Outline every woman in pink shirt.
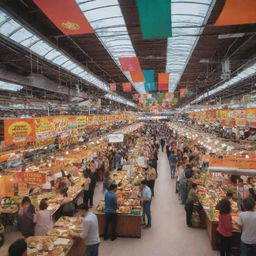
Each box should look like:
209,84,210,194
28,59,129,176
34,199,53,236
216,198,233,256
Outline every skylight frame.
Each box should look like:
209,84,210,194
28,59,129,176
0,8,136,107
0,80,23,91
76,0,146,94
166,0,215,92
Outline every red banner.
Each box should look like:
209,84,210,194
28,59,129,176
119,57,142,72
130,71,145,82
110,83,116,91
33,0,94,35
15,172,47,184
215,0,256,26
122,82,132,92
158,83,168,91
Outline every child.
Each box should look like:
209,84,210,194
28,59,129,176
216,198,232,256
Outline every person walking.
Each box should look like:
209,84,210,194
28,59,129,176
160,138,165,152
146,165,157,196
169,150,178,179
237,197,256,256
104,184,118,241
140,180,152,228
216,198,233,256
71,204,100,256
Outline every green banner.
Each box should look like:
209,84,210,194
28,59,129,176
136,0,172,39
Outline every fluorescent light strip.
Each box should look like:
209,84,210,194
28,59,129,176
105,93,136,107
0,80,23,91
191,62,256,104
0,9,135,107
166,0,214,92
76,0,146,94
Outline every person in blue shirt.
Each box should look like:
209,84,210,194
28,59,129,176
104,184,118,241
169,150,178,179
140,180,152,228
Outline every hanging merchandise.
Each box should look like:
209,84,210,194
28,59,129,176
33,0,94,35
122,82,132,92
110,83,116,91
143,70,156,91
135,0,172,39
215,0,256,26
130,71,145,82
179,88,188,98
119,57,142,72
158,73,169,91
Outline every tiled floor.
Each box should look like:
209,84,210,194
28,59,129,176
0,150,218,256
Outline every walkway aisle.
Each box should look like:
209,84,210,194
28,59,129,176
99,151,218,256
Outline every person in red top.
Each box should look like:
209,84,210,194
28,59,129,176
216,198,233,256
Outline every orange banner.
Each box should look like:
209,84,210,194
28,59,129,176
215,0,256,26
0,175,15,197
209,158,256,169
4,119,36,146
15,172,47,184
130,71,145,82
33,0,94,35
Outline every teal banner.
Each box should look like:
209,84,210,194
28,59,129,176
143,70,156,91
136,0,172,39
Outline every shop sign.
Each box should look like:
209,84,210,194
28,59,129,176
209,158,256,169
35,118,55,140
18,183,29,196
15,172,47,184
108,134,124,143
4,119,36,146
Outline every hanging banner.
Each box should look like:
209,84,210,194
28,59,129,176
180,88,188,98
158,73,169,90
130,71,145,82
76,116,88,130
143,70,156,91
110,83,116,91
35,117,55,141
4,119,36,146
33,0,94,35
15,172,47,185
122,82,132,92
119,57,142,72
0,175,15,197
215,0,256,26
136,0,171,39
247,108,256,127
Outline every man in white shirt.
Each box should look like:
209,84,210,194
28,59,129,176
140,180,152,228
71,204,100,256
237,197,256,256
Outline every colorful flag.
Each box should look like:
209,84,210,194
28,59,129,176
143,70,156,91
110,83,116,91
136,0,172,39
122,83,132,92
130,71,145,82
33,0,94,35
158,73,169,91
215,0,256,26
119,57,142,72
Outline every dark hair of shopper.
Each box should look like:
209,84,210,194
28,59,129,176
21,196,31,206
77,203,89,211
191,183,197,189
109,184,117,191
243,197,255,211
39,199,48,210
238,178,243,184
226,191,233,198
141,180,148,185
8,239,27,256
217,198,231,215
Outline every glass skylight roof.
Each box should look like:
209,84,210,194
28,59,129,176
166,0,214,92
0,8,135,107
192,62,256,104
105,93,136,107
0,81,23,91
76,0,146,94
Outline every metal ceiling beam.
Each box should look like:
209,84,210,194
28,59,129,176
0,68,88,99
